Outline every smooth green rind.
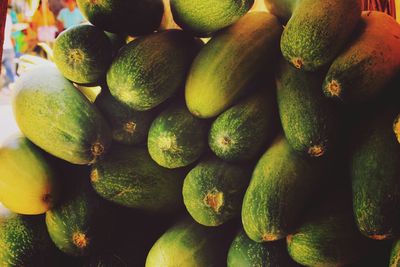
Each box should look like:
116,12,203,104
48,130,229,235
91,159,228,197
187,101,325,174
227,230,297,267
182,157,250,226
91,147,185,212
170,0,254,36
280,0,361,71
96,88,156,145
323,11,400,103
390,239,400,267
148,104,207,169
242,136,323,242
277,60,338,158
351,107,400,240
209,89,278,162
185,12,282,118
107,30,201,111
76,0,164,36
145,217,230,267
12,65,112,165
0,136,58,215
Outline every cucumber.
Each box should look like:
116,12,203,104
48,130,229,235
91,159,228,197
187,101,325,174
182,157,251,226
104,31,126,56
277,60,338,157
390,238,400,267
54,24,113,85
0,135,59,215
12,65,112,165
209,88,278,162
170,0,254,36
323,11,400,103
107,30,202,111
148,103,208,169
91,146,186,213
263,0,296,21
242,136,324,242
185,11,282,118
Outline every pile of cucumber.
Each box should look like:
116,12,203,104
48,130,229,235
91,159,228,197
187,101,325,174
1,0,400,266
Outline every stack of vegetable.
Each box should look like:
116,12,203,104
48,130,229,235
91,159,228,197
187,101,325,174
0,0,400,266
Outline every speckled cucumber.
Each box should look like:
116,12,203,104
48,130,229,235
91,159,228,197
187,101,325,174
280,0,361,71
107,30,202,111
91,146,186,212
390,238,400,267
242,136,324,242
170,0,254,36
227,230,298,267
12,65,111,165
323,11,400,103
209,88,278,162
277,60,338,157
54,24,113,85
185,12,282,118
351,106,400,240
182,157,251,227
148,104,208,169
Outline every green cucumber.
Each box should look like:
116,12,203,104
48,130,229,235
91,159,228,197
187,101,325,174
148,104,208,169
185,11,282,118
12,65,111,165
182,157,251,226
390,238,400,267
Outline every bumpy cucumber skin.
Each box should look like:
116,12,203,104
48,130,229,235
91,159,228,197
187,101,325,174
281,0,361,71
242,136,323,242
12,65,112,165
91,147,185,213
148,104,207,169
277,60,338,157
323,11,400,103
182,157,250,226
170,0,254,36
185,12,282,118
107,30,201,111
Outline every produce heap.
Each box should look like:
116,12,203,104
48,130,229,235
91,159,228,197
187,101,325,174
0,0,400,266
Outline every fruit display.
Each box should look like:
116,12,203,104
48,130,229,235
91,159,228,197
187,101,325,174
0,0,399,266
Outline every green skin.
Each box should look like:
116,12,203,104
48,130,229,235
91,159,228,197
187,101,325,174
54,24,113,85
227,230,297,267
107,30,201,111
148,104,207,169
209,89,277,162
185,12,282,118
241,136,323,242
351,107,400,240
12,65,112,165
182,157,250,227
91,147,186,213
96,89,156,145
170,0,254,37
145,217,230,267
280,0,361,71
76,0,164,36
263,0,297,21
277,60,337,158
323,11,400,103
390,238,400,267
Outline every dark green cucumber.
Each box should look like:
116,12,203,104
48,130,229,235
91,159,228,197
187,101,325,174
95,88,156,145
242,136,324,242
209,88,278,162
351,106,400,240
182,157,251,226
12,65,112,165
148,104,208,169
104,31,126,56
54,24,113,84
390,238,400,267
277,60,338,158
170,0,254,36
228,230,297,267
185,12,282,118
91,146,186,212
323,11,400,103
280,0,361,71
76,0,164,36
107,30,202,111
